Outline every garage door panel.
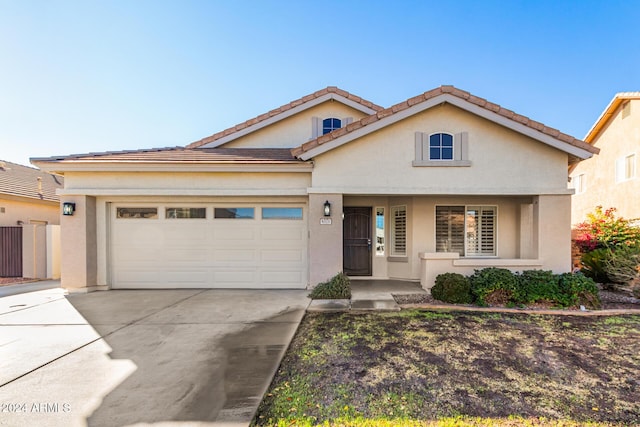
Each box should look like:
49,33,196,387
214,228,256,240
261,227,304,240
214,249,257,262
261,250,303,262
111,204,307,289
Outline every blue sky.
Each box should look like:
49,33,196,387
1,0,638,166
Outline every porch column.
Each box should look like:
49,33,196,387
308,194,343,286
60,195,98,292
534,194,572,273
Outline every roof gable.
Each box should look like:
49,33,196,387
188,86,383,149
584,92,640,144
292,86,599,164
0,160,63,202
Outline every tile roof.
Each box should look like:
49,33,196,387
187,86,384,149
33,147,302,164
584,91,640,143
0,160,63,202
291,85,599,158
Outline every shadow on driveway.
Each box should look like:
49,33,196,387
0,289,309,427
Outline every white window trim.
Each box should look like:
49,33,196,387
435,205,498,258
390,205,407,257
573,173,586,194
615,153,636,183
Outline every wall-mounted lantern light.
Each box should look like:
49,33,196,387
62,202,76,216
323,200,331,217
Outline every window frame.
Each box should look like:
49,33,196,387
428,132,454,161
165,207,207,219
435,205,498,257
213,207,255,219
573,173,586,194
390,205,407,257
116,207,158,219
616,153,636,183
375,207,385,256
261,207,304,220
322,117,342,135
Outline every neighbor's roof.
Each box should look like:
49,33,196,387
292,85,600,163
0,160,63,202
584,92,640,144
187,86,383,149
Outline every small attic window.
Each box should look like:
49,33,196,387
311,116,353,139
322,118,342,135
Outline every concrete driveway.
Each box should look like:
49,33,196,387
0,288,310,427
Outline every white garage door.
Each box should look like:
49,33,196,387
110,204,308,289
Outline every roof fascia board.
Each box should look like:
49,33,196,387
30,162,313,174
0,193,59,205
584,93,640,143
58,188,309,197
299,94,595,161
200,93,378,148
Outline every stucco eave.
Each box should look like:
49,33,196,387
0,193,59,205
306,187,575,196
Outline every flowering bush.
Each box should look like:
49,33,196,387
574,206,640,285
574,206,640,252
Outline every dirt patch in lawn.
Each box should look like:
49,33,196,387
253,311,640,426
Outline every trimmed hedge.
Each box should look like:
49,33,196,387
432,268,601,309
469,268,518,306
431,273,472,304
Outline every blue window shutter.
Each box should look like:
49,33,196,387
312,117,321,139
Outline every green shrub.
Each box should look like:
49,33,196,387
431,273,473,304
469,268,517,306
515,270,559,304
308,272,351,299
580,248,612,284
556,273,601,309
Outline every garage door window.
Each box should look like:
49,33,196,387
166,208,206,219
214,207,255,219
262,207,303,220
116,207,158,219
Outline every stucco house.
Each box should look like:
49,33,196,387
571,92,640,225
0,160,63,278
32,86,598,292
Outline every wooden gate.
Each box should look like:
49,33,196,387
0,226,22,277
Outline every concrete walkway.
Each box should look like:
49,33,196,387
0,287,310,427
308,280,426,312
0,279,61,297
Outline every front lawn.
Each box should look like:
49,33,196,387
253,311,640,426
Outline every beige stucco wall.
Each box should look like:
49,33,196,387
311,104,570,194
0,197,60,226
571,99,640,224
221,101,370,149
62,171,311,193
60,195,97,290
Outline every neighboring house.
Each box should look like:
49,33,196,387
32,86,598,292
571,92,640,225
0,160,63,278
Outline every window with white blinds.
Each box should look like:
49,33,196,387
436,205,497,257
391,205,407,256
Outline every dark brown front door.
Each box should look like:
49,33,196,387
343,207,372,276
